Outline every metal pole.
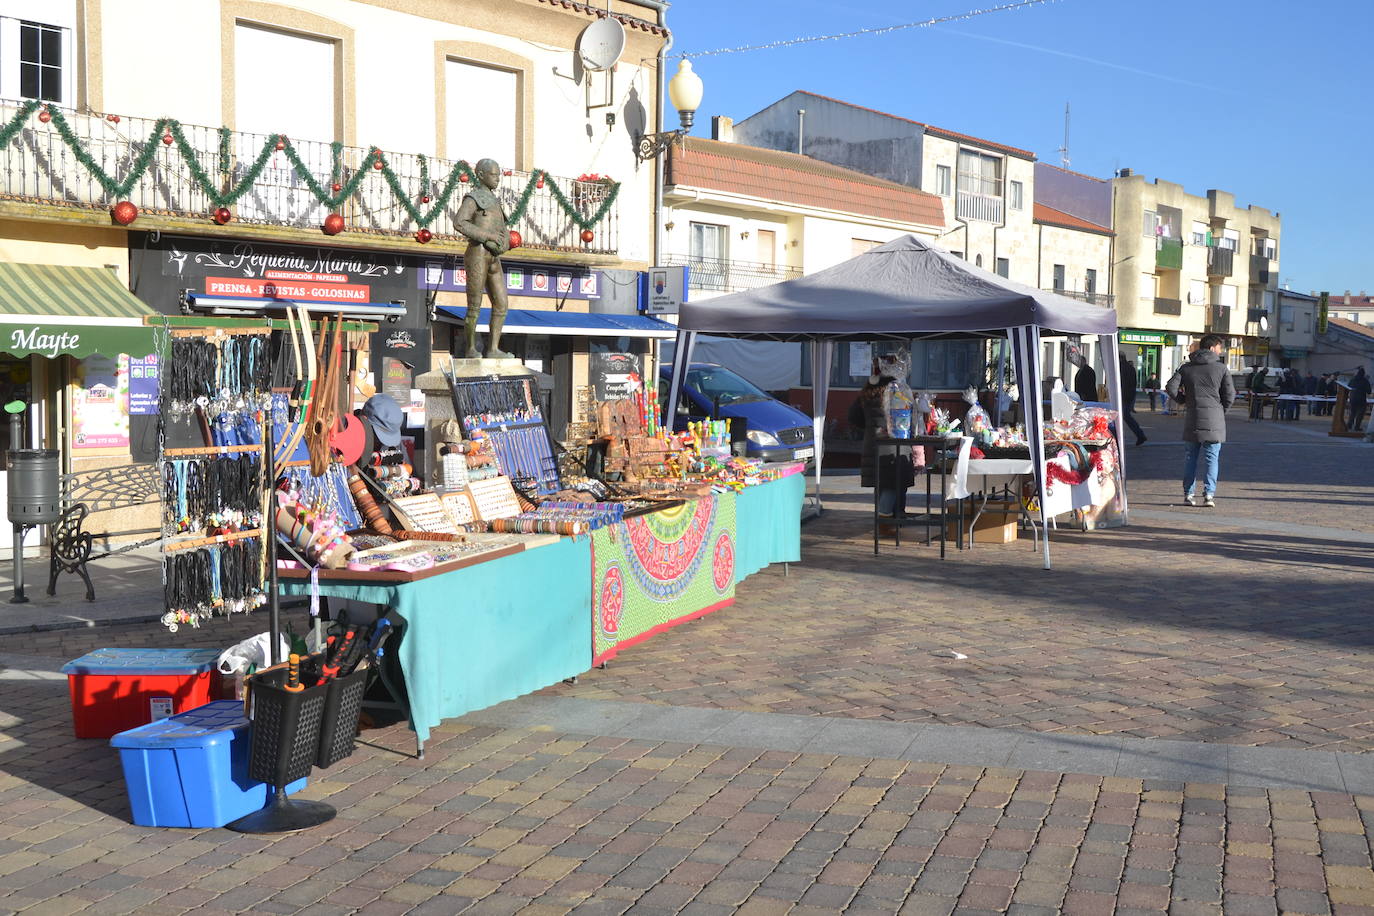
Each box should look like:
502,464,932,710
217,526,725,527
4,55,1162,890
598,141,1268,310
9,524,28,604
265,420,281,666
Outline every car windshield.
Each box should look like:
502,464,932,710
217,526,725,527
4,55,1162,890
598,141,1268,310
685,367,769,405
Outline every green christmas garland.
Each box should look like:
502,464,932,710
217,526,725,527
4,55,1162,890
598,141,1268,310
0,102,620,237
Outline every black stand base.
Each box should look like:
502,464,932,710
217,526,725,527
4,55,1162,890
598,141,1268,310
227,789,335,834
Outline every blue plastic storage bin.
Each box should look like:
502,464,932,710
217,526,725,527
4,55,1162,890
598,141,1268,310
110,700,307,828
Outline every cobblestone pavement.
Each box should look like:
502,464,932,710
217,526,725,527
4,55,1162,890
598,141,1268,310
0,411,1371,914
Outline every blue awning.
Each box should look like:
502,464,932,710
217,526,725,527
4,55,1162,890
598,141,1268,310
436,306,677,339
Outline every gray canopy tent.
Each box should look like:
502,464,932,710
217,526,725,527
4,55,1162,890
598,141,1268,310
665,234,1124,570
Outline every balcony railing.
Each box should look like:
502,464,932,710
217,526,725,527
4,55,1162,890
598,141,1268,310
1043,288,1114,308
956,190,1003,223
663,255,802,293
1208,305,1232,335
1153,297,1182,316
1155,237,1183,270
0,97,618,254
1207,245,1234,277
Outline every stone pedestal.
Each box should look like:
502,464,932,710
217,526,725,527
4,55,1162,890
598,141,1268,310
414,359,535,485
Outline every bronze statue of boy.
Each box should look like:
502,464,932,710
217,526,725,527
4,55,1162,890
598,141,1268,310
454,158,513,359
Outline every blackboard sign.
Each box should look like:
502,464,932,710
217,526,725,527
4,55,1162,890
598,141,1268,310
590,352,642,402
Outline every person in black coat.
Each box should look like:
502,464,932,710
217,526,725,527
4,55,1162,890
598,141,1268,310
1073,364,1098,403
1348,367,1371,432
1118,354,1146,446
1166,334,1235,507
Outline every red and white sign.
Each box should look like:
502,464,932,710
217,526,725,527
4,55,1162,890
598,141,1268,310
205,276,371,302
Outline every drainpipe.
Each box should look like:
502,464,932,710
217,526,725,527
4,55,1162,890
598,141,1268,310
652,7,673,272
797,108,806,155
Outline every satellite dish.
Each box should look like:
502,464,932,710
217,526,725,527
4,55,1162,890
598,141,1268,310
579,17,625,72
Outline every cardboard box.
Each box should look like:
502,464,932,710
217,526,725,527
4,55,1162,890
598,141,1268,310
948,510,1019,545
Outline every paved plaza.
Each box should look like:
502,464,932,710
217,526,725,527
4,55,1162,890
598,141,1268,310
1,409,1372,914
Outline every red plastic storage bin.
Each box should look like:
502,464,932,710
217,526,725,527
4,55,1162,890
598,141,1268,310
61,648,221,739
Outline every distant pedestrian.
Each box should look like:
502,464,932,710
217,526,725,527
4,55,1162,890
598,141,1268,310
1248,366,1270,420
1348,367,1371,432
1166,334,1235,508
1119,354,1146,446
1146,373,1160,411
1305,372,1319,415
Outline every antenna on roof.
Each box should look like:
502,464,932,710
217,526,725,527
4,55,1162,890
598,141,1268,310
1057,102,1070,168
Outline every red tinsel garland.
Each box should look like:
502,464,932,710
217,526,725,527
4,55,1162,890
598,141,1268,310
1044,446,1110,489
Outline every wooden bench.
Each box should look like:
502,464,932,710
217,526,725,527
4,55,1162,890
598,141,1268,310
48,464,161,601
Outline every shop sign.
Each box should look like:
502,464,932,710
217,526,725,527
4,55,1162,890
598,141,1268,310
159,236,412,306
641,266,686,315
6,326,82,357
421,260,601,301
1283,348,1308,358
128,354,160,415
1120,330,1167,345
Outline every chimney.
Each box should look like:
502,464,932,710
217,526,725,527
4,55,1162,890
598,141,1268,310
1116,167,1133,178
711,116,734,143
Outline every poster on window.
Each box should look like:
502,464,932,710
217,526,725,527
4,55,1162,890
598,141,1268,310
73,354,130,450
849,342,872,378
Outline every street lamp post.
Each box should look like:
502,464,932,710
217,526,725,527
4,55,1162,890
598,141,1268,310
636,60,704,161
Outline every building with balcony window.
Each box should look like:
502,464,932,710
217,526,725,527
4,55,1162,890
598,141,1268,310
0,0,668,554
658,121,944,393
732,91,1038,286
1030,163,1114,386
1111,170,1280,382
1274,289,1318,368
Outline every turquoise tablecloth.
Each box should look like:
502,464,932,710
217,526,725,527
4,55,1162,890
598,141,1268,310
733,472,804,582
280,537,591,745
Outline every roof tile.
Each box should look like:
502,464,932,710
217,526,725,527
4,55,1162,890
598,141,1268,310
668,137,945,228
1033,202,1112,236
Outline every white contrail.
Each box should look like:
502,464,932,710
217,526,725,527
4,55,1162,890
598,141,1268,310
940,27,1224,92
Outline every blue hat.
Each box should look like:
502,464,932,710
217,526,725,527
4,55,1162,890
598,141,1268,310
360,394,404,447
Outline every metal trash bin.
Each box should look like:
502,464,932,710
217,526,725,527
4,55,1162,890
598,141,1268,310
7,448,61,526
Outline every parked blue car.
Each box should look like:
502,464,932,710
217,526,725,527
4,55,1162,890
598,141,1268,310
659,363,816,464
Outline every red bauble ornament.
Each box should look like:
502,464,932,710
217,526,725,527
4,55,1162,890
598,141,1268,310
106,114,120,124
415,229,433,244
322,213,345,235
508,230,522,250
110,201,138,225
37,109,51,124
460,172,470,183
536,174,545,189
373,158,384,170
580,229,595,244
275,137,285,151
421,195,430,203
213,207,232,225
331,182,342,192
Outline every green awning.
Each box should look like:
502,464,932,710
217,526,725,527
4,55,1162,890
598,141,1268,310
0,262,157,359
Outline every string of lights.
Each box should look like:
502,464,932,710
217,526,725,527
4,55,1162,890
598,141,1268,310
679,0,1056,59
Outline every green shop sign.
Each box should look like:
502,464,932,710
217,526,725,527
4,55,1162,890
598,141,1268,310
1120,330,1169,345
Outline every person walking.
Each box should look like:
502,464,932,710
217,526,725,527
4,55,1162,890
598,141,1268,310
1119,354,1147,445
1146,373,1160,411
1348,367,1371,432
1304,372,1319,416
1166,334,1235,507
1247,365,1270,421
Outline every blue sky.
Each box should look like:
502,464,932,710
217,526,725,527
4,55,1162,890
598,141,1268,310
663,0,1369,296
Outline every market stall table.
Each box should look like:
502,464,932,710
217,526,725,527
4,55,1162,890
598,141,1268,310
870,435,960,558
278,474,805,751
280,537,591,755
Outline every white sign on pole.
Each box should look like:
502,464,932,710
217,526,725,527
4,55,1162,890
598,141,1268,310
643,266,686,315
